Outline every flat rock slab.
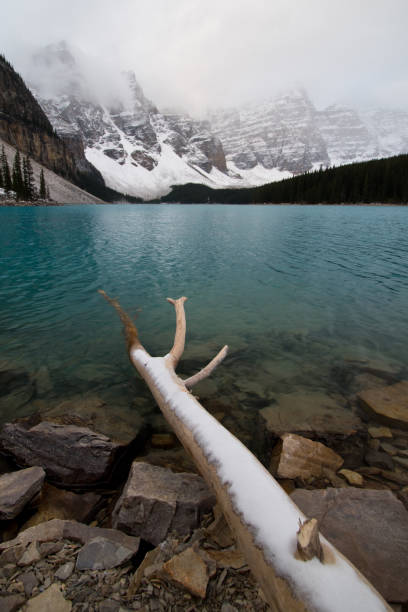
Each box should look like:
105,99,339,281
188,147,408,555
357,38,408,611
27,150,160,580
260,391,362,436
24,583,71,611
270,433,343,480
0,466,45,520
76,536,136,570
163,547,209,598
358,381,408,430
0,421,123,486
291,487,408,602
0,519,140,559
112,462,216,545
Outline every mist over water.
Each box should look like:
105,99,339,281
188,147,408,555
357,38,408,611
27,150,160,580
1,204,408,444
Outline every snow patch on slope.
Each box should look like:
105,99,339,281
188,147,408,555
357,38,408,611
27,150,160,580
86,145,293,200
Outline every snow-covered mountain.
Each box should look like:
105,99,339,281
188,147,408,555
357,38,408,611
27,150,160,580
209,89,329,175
26,42,408,200
210,94,408,175
27,42,258,200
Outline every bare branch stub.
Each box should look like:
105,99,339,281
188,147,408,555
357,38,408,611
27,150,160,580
184,345,229,388
166,296,188,369
296,518,323,562
98,290,141,352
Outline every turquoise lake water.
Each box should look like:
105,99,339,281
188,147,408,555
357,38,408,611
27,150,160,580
1,204,408,445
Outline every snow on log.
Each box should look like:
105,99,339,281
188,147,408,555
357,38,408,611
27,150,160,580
100,292,391,612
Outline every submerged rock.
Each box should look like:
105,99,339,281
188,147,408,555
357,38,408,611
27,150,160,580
0,368,35,420
291,487,408,602
358,381,408,430
270,433,343,480
112,462,216,545
260,391,362,436
0,466,45,520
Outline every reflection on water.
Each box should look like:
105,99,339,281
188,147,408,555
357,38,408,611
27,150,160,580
1,204,408,446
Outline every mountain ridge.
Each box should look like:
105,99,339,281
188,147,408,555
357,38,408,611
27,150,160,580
22,42,408,201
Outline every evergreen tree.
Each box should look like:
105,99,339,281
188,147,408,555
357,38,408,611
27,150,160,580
22,156,35,200
0,161,3,189
1,146,12,195
12,150,23,199
39,168,47,200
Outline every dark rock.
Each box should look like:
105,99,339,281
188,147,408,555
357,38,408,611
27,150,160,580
0,519,140,558
99,600,120,612
55,561,74,581
39,541,64,556
0,594,26,612
20,570,39,597
0,466,45,519
365,450,394,471
291,487,408,602
23,483,101,528
17,541,41,566
0,421,124,486
0,544,24,566
112,462,216,545
76,536,136,570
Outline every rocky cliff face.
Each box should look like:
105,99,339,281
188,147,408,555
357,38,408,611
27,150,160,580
210,92,408,175
209,90,330,174
0,53,105,197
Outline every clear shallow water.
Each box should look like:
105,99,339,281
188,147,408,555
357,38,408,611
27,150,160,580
1,204,408,445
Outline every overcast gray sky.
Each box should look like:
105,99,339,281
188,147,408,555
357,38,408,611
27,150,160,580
1,0,407,114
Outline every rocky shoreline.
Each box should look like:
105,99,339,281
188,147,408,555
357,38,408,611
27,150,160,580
0,358,408,610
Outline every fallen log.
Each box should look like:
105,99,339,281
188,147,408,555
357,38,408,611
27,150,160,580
100,292,391,612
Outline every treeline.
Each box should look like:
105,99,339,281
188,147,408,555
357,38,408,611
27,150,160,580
160,154,408,204
0,145,50,201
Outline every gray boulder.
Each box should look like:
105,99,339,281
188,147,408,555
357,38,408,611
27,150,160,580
112,462,216,545
291,487,408,602
0,466,45,520
76,536,136,570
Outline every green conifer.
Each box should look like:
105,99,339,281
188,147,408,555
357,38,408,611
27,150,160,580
39,168,47,200
23,156,35,200
12,150,24,199
1,146,12,194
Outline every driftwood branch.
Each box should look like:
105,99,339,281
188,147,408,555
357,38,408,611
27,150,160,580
184,345,229,388
101,292,391,612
